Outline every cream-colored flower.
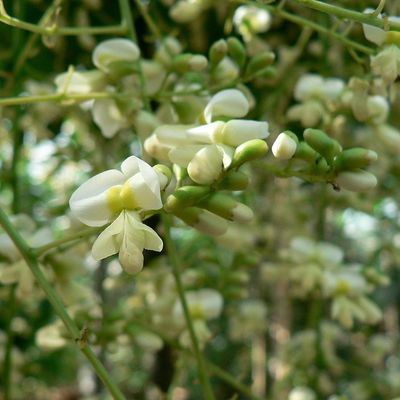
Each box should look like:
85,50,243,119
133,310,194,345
69,156,163,273
92,38,140,74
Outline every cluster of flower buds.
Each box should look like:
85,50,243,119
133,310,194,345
145,89,269,235
271,127,378,192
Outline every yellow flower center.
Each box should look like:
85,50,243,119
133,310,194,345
386,31,400,46
106,182,138,214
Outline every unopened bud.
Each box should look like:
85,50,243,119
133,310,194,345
333,148,378,172
92,39,140,74
303,128,342,164
164,186,210,212
218,171,249,190
246,51,275,77
188,145,224,184
172,54,208,73
272,131,298,160
198,193,254,223
209,39,228,67
153,164,172,190
227,37,246,68
176,207,228,235
232,139,268,168
335,170,377,192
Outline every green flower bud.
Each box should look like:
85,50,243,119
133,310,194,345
198,193,254,223
303,128,342,164
209,39,228,67
171,54,208,73
227,37,247,68
153,164,172,190
164,186,210,213
246,51,275,78
333,148,378,172
231,139,268,168
218,171,249,190
176,207,228,235
293,141,319,163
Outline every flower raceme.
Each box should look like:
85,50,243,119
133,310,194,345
144,89,270,184
69,156,165,274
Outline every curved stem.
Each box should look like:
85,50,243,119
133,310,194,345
293,0,400,31
161,212,215,400
0,207,126,400
34,227,101,256
0,91,139,107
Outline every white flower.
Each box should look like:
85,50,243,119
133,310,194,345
69,156,163,274
362,9,400,46
92,39,140,73
92,98,126,138
70,156,162,227
92,210,163,274
173,288,224,321
371,45,400,84
294,74,344,102
289,386,316,400
233,5,271,36
54,70,106,94
145,89,269,183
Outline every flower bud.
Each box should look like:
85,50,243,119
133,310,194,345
164,186,210,213
375,124,400,154
245,51,275,78
272,131,298,160
303,128,342,164
333,148,378,172
92,39,140,74
176,207,228,235
366,95,389,125
187,145,224,184
227,37,247,68
293,141,319,163
209,39,228,67
221,119,269,146
169,0,203,24
232,139,268,168
218,171,249,190
171,54,208,73
153,164,172,190
198,193,254,223
335,170,377,192
204,89,249,123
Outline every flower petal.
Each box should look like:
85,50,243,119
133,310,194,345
222,119,269,146
70,169,124,226
204,89,249,123
92,39,140,72
92,99,124,138
91,212,125,260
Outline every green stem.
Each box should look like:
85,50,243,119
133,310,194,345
161,213,215,400
0,1,126,36
0,91,139,107
3,285,17,400
132,0,163,40
34,227,101,256
293,0,400,31
235,1,374,54
0,207,125,400
118,0,150,111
